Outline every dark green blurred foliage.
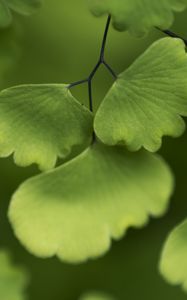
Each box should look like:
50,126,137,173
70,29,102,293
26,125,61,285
0,1,187,299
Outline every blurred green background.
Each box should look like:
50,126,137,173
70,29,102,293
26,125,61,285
0,1,187,299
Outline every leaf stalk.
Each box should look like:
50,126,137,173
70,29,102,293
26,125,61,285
69,15,117,113
157,27,187,46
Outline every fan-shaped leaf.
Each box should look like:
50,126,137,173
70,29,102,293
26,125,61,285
0,0,41,27
89,0,187,35
0,84,93,171
94,38,187,152
9,142,173,263
160,219,187,291
0,250,28,300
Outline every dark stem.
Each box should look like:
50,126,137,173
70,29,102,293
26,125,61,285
68,78,88,89
157,27,187,46
100,15,111,61
69,14,117,113
88,80,93,112
88,61,101,81
103,60,117,78
88,80,96,142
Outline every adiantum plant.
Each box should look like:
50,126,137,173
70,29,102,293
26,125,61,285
0,0,187,291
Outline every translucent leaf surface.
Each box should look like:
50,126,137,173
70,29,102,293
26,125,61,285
94,38,187,152
9,142,173,263
0,84,93,170
160,219,187,292
89,0,187,35
79,291,115,300
0,250,28,300
0,0,41,27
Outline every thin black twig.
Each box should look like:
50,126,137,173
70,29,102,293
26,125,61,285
88,80,93,112
103,60,117,78
69,15,117,113
88,80,96,142
88,61,101,81
157,27,187,46
100,15,111,61
68,78,88,89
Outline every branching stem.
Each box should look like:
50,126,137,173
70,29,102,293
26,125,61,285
69,15,117,113
100,14,111,62
157,27,187,46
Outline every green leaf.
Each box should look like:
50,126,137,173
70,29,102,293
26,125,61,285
159,219,187,291
0,0,41,28
9,142,173,263
0,84,93,171
79,291,115,300
0,250,28,300
94,38,187,152
89,0,187,35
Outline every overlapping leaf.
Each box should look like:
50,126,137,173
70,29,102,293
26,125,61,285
79,291,115,300
89,0,187,35
0,84,93,170
95,38,187,152
160,219,187,292
0,250,28,300
9,142,173,263
0,0,41,27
